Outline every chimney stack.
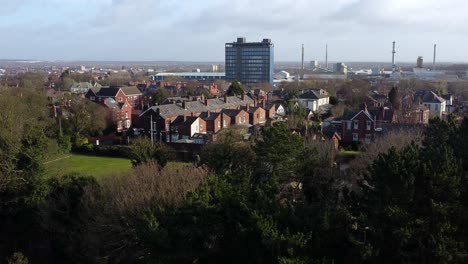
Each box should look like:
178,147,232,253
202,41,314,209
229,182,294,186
392,41,397,70
224,95,228,103
262,99,266,109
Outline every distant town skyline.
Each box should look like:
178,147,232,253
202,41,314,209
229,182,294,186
1,0,467,63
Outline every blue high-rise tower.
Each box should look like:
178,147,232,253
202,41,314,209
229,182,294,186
225,37,274,86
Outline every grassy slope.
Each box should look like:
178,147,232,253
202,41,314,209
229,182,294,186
44,155,132,179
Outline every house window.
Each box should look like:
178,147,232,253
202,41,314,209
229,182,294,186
217,121,221,128
125,120,131,128
435,104,438,111
257,113,260,119
239,117,241,123
200,124,204,130
366,121,371,130
353,120,359,129
117,121,123,129
125,111,128,119
365,134,371,144
90,96,95,101
346,121,352,130
243,117,246,123
118,97,123,102
165,123,169,131
352,133,358,142
223,120,226,127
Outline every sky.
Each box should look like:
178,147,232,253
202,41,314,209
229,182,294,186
0,0,467,62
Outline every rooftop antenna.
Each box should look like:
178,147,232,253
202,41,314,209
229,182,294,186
433,44,437,71
301,44,305,79
325,44,328,70
392,41,396,71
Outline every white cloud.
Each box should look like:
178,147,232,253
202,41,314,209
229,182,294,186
1,0,467,61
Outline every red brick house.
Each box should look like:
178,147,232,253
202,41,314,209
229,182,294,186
341,104,381,144
221,109,249,126
170,116,206,142
139,95,254,143
85,86,143,109
103,98,132,132
245,106,266,125
199,111,231,134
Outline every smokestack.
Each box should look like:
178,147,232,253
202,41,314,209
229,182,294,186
392,41,396,70
433,44,437,71
301,44,305,79
325,44,328,69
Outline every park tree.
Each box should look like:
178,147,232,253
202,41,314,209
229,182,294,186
62,97,110,143
149,88,169,105
128,138,175,167
388,86,401,110
226,80,244,96
359,119,466,263
255,122,304,181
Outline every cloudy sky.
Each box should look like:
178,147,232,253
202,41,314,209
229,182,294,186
0,0,466,62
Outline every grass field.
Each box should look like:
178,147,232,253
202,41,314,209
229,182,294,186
44,154,132,179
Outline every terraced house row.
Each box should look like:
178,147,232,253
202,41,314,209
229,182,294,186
139,94,282,143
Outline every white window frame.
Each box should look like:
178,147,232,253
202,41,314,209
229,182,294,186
353,120,359,129
346,121,352,130
352,133,358,142
366,120,371,130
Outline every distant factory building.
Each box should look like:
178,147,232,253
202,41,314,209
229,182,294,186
150,72,225,81
333,63,348,75
310,60,319,69
274,71,290,80
225,37,274,86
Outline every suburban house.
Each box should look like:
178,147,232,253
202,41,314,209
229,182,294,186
340,103,382,144
199,111,231,135
85,86,143,109
139,95,255,143
414,90,446,117
103,98,132,132
170,116,206,142
297,89,330,112
245,106,266,125
365,91,389,107
70,82,101,94
221,109,250,126
401,103,430,124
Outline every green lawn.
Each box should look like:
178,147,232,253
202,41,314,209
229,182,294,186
44,154,132,179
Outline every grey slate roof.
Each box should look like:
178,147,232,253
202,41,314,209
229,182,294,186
299,90,328,100
199,112,220,121
415,90,445,104
140,95,254,119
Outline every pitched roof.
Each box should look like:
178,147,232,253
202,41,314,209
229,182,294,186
221,109,244,117
199,111,220,121
121,86,142,95
103,98,123,110
299,90,329,100
415,90,445,104
96,87,121,97
140,95,253,119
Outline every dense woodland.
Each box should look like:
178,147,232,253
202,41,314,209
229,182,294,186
1,76,468,263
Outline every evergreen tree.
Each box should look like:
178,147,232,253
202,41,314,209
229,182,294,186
226,80,244,96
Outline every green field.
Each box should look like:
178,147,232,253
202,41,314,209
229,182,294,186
44,155,133,179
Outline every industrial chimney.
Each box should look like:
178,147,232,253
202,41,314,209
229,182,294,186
392,41,396,71
433,44,437,71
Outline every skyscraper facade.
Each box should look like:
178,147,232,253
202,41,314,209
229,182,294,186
225,37,274,86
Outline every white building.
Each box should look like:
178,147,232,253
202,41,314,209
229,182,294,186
297,89,330,112
415,90,446,117
274,71,290,80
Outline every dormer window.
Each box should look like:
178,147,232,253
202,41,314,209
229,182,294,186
353,120,359,129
